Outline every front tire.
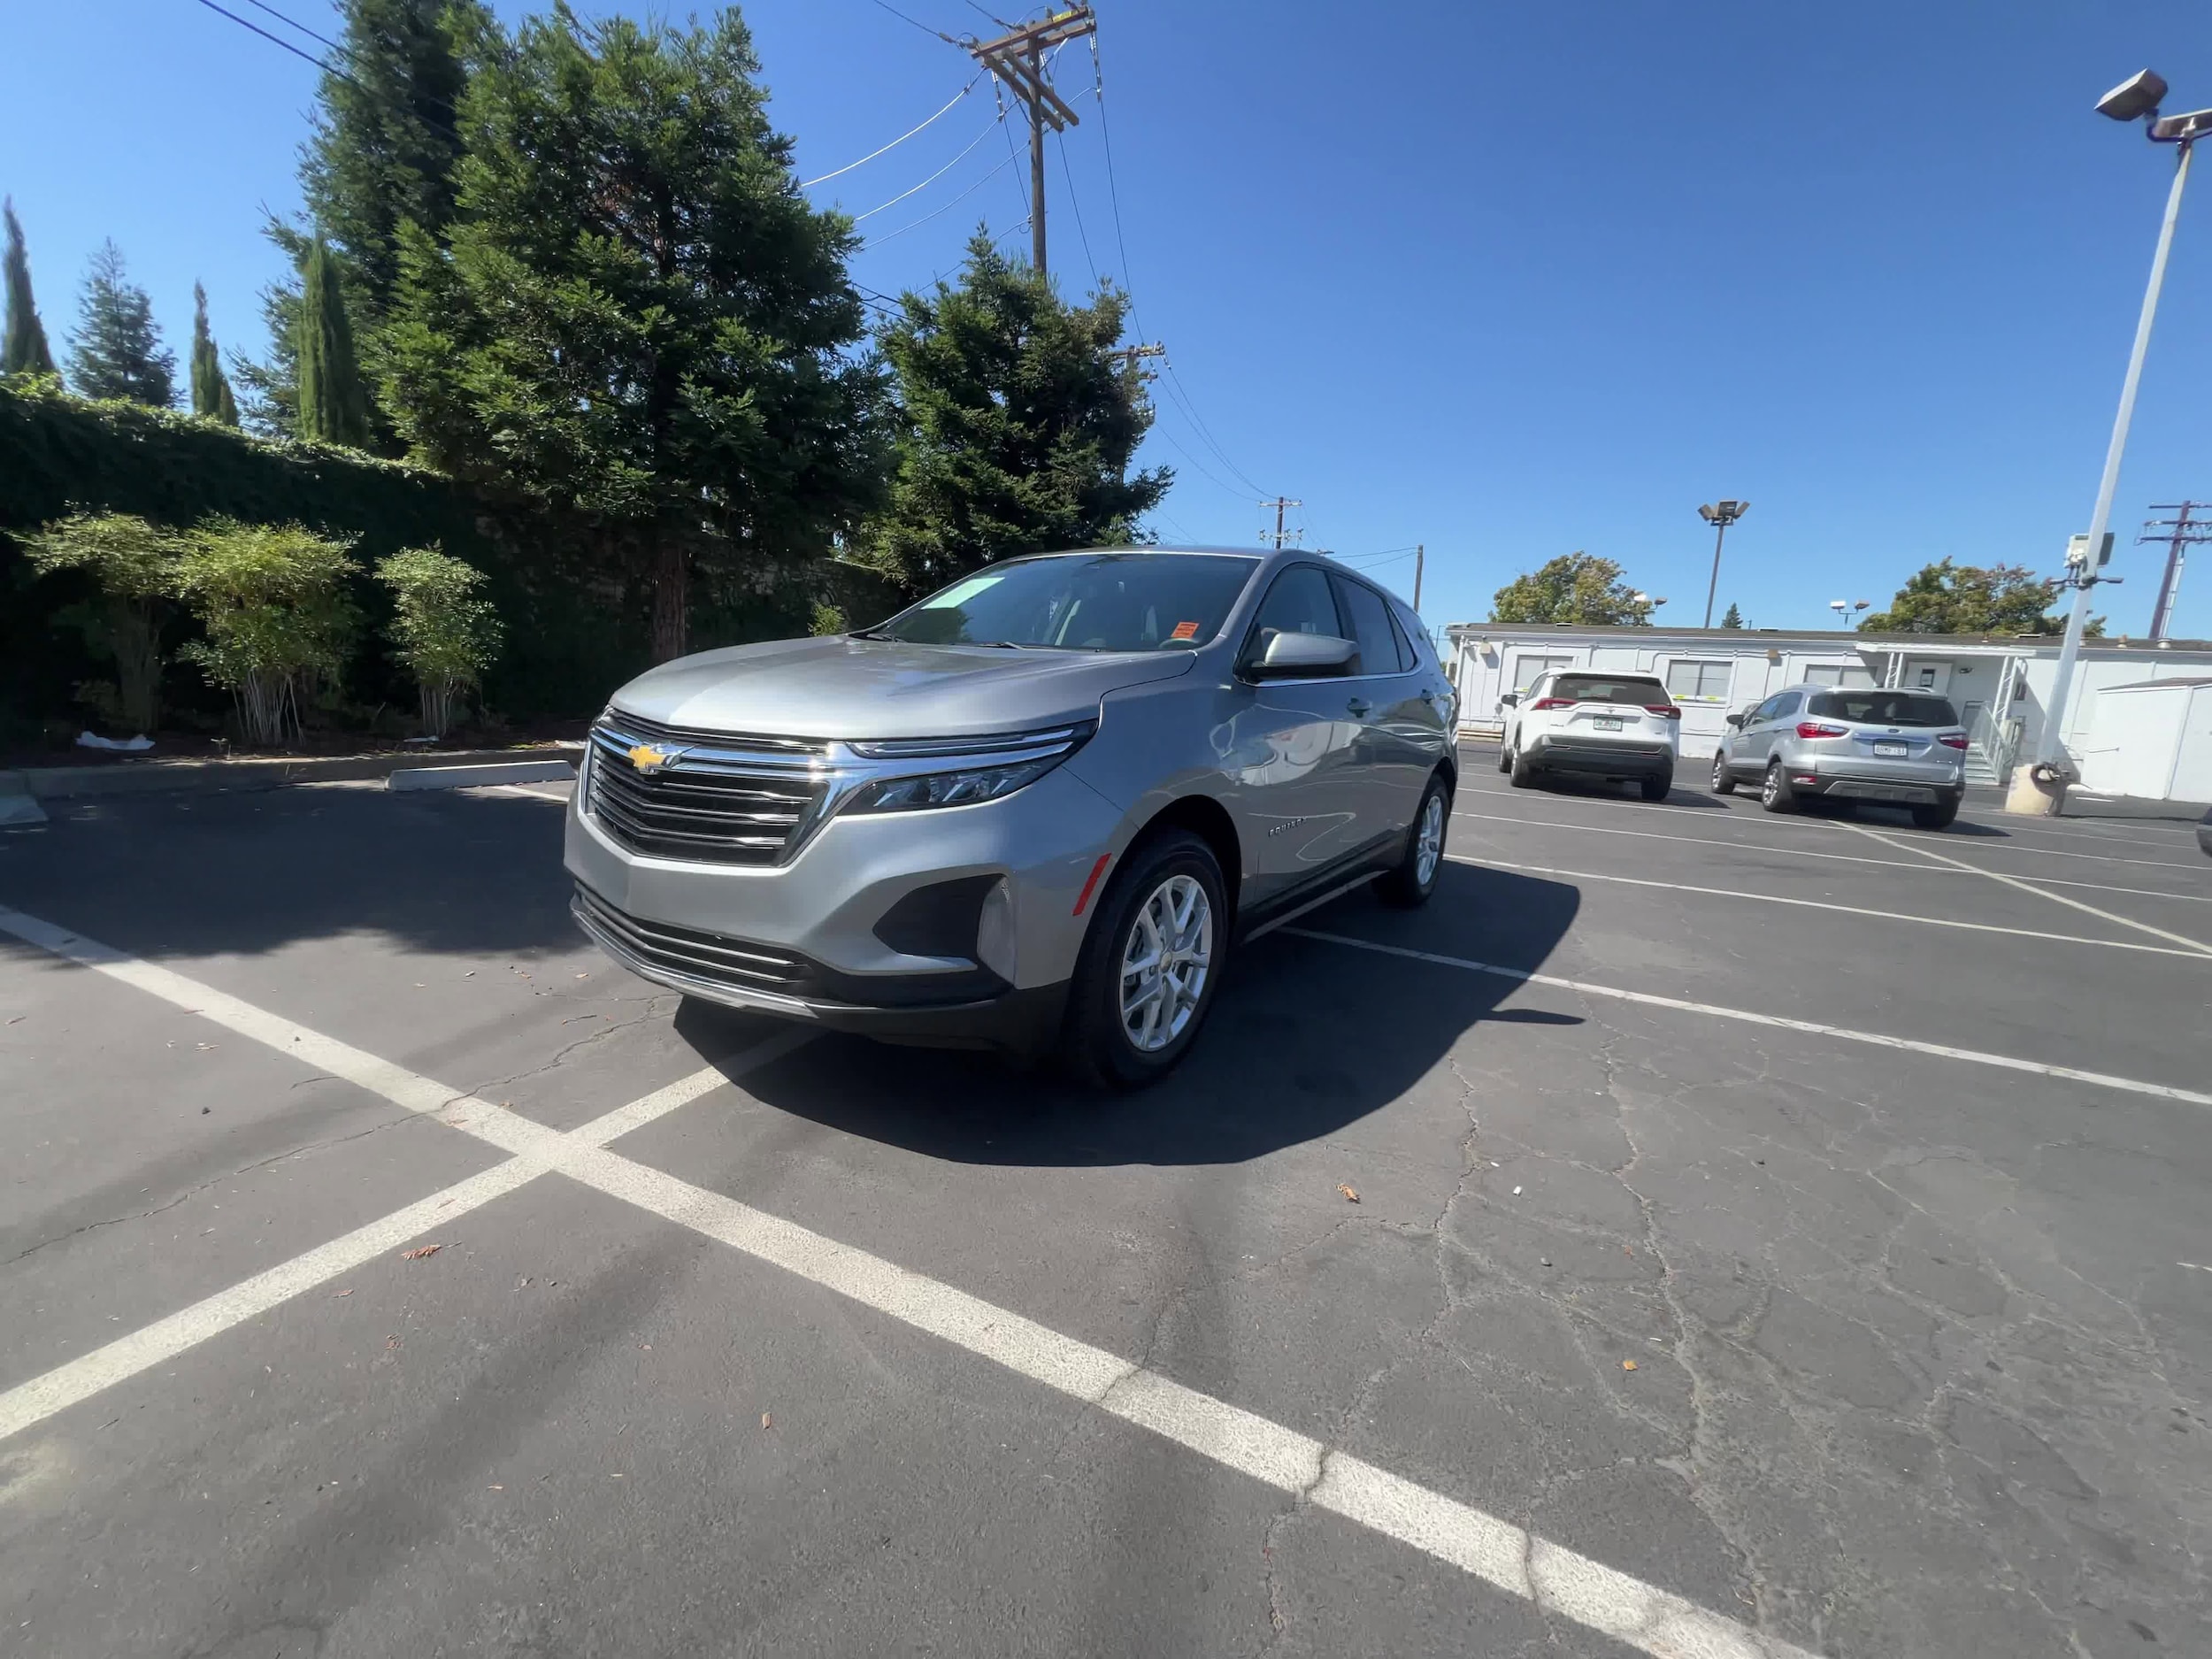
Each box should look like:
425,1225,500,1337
1509,744,1538,788
1063,831,1227,1091
1710,751,1737,795
1379,775,1450,907
1760,761,1797,814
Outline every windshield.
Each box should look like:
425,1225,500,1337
1808,690,1959,727
868,552,1261,651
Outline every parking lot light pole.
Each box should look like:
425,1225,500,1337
2021,72,2210,814
1697,501,1747,628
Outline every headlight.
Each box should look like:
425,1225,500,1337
841,721,1094,814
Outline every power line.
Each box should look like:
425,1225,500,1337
1056,132,1100,288
235,0,342,53
803,73,981,187
850,111,1005,223
867,0,963,45
189,0,365,89
863,148,1020,245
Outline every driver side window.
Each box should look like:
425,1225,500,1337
1244,566,1341,665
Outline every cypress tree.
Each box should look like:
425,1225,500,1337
189,281,236,421
3,197,57,377
296,238,370,446
68,240,176,405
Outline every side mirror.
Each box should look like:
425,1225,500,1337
1499,691,1520,707
1724,710,1747,728
1249,631,1358,679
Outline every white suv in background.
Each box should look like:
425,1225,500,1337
1498,670,1682,801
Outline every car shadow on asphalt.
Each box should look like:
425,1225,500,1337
677,864,1581,1170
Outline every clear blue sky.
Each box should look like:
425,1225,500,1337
8,1,2212,638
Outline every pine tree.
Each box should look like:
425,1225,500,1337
383,8,886,661
237,0,489,438
296,238,371,446
67,241,175,405
3,197,58,378
1719,603,1745,629
188,281,237,422
868,234,1170,595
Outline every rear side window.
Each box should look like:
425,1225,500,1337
1550,674,1670,705
1330,576,1410,674
1809,690,1959,727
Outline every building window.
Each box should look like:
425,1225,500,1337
1917,666,1938,688
1802,663,1877,688
1510,654,1572,693
1665,659,1732,700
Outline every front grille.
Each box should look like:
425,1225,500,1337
573,885,810,995
587,710,826,866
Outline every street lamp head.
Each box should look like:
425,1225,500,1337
2150,107,2212,142
1698,500,1748,526
1829,600,1848,612
2097,69,2168,123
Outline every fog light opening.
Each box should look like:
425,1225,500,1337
976,879,1017,982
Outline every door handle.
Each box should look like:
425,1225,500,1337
1347,697,1372,718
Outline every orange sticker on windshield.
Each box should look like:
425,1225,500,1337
1170,620,1200,641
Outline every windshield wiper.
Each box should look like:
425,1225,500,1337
846,626,898,641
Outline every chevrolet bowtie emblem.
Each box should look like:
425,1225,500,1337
626,742,683,776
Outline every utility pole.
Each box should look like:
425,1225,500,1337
2139,502,2212,641
1413,543,1425,611
1107,342,1164,369
1262,496,1303,550
970,8,1094,279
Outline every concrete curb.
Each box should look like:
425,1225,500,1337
1,744,582,803
0,782,47,827
386,759,576,792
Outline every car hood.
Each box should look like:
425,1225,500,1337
608,634,1199,740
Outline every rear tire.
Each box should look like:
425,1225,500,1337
1759,761,1797,814
1509,745,1538,788
1910,800,1960,831
1062,831,1227,1092
1709,751,1736,795
1379,775,1451,908
1495,734,1512,773
1639,773,1671,803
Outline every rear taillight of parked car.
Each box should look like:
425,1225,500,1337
1529,696,1573,710
1643,703,1682,719
1936,733,1970,750
1795,721,1849,739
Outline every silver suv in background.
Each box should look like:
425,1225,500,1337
1712,683,1969,827
565,548,1458,1087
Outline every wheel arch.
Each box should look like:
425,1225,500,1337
1128,795,1244,925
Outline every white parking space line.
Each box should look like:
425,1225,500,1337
481,782,573,803
1452,787,2207,872
1287,927,2212,1112
1451,809,2212,903
1832,823,2212,958
0,908,1811,1659
1445,853,2212,959
0,1159,541,1446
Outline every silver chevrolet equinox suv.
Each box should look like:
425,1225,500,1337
565,547,1458,1087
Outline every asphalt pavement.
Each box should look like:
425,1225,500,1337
3,753,2209,1658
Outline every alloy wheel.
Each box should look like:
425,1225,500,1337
1414,792,1446,887
1119,873,1213,1054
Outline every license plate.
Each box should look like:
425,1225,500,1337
1873,741,1909,757
1592,716,1624,731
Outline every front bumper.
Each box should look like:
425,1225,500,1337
566,753,1121,1050
571,883,1070,1053
1526,735,1676,779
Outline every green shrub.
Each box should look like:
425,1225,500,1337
22,511,185,734
174,520,360,747
375,545,503,739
